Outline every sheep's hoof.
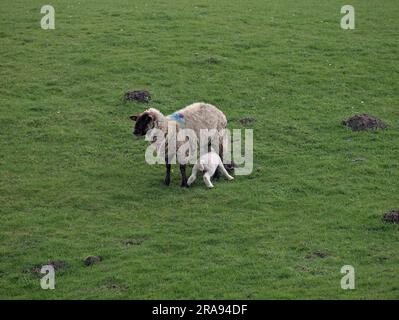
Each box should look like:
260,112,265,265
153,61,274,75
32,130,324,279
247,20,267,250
164,178,171,186
181,181,189,188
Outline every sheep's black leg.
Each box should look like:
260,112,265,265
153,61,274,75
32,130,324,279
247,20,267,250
180,164,188,187
220,142,224,164
223,141,235,174
212,169,220,180
165,156,171,186
165,164,171,186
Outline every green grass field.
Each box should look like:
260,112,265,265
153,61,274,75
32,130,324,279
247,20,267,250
1,0,398,299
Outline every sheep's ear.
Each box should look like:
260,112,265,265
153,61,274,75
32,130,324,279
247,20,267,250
129,115,138,121
147,112,155,120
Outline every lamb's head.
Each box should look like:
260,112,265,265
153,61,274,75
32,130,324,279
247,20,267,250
130,108,161,137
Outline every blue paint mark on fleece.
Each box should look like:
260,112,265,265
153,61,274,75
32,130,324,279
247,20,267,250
167,112,185,128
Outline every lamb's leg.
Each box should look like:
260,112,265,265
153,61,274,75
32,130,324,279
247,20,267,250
180,164,188,187
212,142,221,180
203,172,214,188
218,163,234,180
187,165,199,186
164,156,171,186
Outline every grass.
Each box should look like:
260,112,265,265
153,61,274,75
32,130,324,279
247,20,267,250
0,0,398,299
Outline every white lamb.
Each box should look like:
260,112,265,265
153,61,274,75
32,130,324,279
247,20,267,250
187,150,234,188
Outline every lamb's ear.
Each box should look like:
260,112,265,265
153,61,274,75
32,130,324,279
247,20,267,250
129,115,139,121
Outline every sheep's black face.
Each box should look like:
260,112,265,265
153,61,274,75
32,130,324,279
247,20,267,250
130,112,154,137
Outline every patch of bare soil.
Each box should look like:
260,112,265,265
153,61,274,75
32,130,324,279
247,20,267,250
342,114,387,131
83,256,102,266
124,90,151,103
123,239,143,246
383,210,399,224
239,117,256,126
27,260,69,274
306,251,328,259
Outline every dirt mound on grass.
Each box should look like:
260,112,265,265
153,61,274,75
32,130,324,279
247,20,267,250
123,239,143,246
28,260,69,274
306,251,328,259
239,117,256,126
83,256,102,266
342,114,387,131
383,210,399,224
123,90,151,103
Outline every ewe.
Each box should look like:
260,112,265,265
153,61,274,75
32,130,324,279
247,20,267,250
130,102,227,187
